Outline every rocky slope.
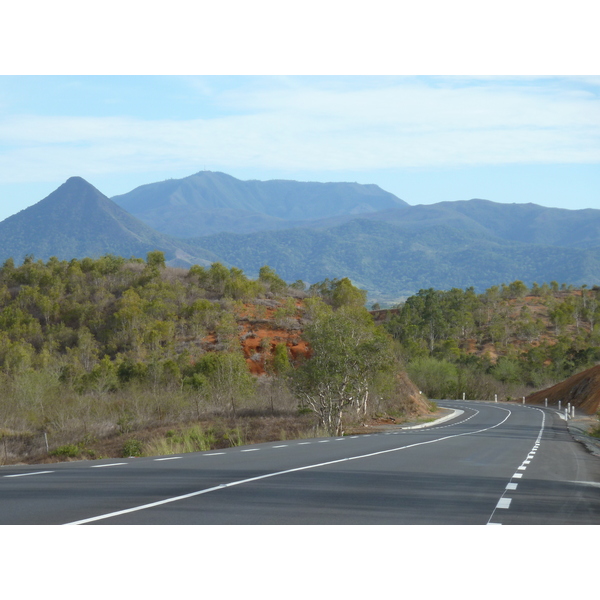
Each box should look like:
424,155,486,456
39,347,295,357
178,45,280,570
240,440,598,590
526,364,600,415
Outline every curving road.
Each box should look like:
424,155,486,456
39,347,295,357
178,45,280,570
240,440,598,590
1,401,599,524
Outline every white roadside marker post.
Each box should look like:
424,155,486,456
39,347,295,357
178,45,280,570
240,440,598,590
559,400,561,410
545,398,547,407
522,396,525,405
495,394,497,403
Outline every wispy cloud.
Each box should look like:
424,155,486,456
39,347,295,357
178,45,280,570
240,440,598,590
0,77,598,183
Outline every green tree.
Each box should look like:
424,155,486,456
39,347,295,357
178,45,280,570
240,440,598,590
292,306,395,435
190,352,256,416
258,265,287,295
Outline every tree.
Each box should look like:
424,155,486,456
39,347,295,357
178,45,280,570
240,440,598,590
258,265,288,295
190,351,256,416
291,306,395,435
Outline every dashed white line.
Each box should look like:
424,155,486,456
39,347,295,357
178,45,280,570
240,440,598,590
91,463,127,468
272,445,288,448
513,473,523,478
241,449,259,453
205,452,225,456
65,407,514,525
298,442,311,445
506,482,518,490
497,498,512,509
154,457,182,461
4,470,54,478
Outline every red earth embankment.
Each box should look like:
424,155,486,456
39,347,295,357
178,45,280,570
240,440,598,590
526,364,600,415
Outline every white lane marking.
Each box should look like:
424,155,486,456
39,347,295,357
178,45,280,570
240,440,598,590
335,438,344,441
205,452,225,456
506,482,518,490
497,498,512,509
91,463,127,468
318,440,330,443
4,470,54,478
487,522,503,526
154,457,182,461
567,480,600,489
486,405,546,525
65,407,514,525
523,460,531,465
241,449,259,453
298,442,311,445
272,445,288,448
409,407,482,432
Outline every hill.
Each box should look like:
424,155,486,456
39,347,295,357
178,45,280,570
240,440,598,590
526,364,600,415
0,255,429,464
0,177,219,267
111,170,407,238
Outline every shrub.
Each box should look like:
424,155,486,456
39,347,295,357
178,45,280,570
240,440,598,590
50,444,81,458
122,439,143,457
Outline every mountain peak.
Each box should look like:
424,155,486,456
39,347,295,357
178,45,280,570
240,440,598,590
112,170,407,238
0,178,217,266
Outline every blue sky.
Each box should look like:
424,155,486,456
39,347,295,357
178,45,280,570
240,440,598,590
0,6,598,223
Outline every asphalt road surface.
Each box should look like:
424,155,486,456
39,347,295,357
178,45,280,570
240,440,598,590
2,401,599,524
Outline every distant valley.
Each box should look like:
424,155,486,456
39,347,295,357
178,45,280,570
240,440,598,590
2,170,600,304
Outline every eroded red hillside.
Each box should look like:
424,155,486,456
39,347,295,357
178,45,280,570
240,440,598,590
526,364,600,415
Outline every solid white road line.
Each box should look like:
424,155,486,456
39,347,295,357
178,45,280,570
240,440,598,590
64,406,513,525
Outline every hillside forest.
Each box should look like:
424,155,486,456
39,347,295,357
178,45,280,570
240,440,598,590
1,252,599,465
0,253,423,464
379,280,600,401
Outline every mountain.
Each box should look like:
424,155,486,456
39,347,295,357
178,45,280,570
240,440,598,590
0,177,219,267
186,211,600,304
111,170,407,237
4,173,600,306
362,199,600,249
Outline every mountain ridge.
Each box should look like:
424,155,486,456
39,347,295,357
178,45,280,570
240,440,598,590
2,172,600,304
0,176,218,267
111,170,407,237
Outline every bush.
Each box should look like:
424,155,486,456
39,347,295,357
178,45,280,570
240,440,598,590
122,439,143,457
50,444,81,458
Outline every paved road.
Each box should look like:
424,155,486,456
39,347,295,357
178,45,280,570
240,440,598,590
1,401,599,524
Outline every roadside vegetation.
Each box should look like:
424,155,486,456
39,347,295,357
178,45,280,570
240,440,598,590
0,253,422,465
380,281,600,402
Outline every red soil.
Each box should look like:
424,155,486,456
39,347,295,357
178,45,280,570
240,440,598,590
526,364,600,415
